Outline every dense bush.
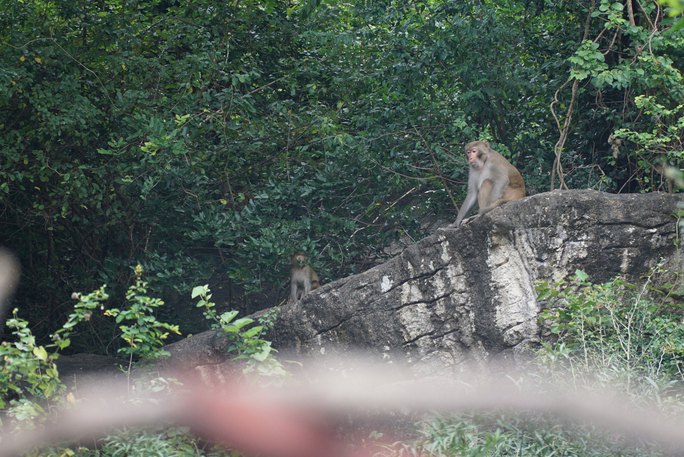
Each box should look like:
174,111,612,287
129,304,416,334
537,267,684,388
1,1,682,452
397,268,683,457
0,272,280,456
2,0,681,347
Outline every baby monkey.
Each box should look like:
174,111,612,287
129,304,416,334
289,252,320,302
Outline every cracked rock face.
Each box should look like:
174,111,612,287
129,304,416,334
267,190,682,370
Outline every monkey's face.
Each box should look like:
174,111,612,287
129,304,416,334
466,147,486,169
293,254,307,268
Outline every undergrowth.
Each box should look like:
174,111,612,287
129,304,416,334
393,266,683,457
0,267,280,456
2,264,682,456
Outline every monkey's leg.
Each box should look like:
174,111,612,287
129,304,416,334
480,191,522,214
290,282,299,303
479,200,505,214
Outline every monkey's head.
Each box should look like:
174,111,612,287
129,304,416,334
465,140,489,170
291,253,308,268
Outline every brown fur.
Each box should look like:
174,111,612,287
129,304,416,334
290,253,320,302
456,140,525,225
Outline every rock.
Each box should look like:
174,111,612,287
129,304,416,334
265,190,681,371
161,329,230,369
56,353,125,387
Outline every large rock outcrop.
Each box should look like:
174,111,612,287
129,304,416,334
163,190,680,371
265,190,681,370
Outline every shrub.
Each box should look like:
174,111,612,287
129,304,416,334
400,267,683,457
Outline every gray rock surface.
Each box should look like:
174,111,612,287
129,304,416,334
56,353,125,387
160,190,681,371
266,190,681,370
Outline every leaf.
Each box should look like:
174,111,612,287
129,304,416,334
252,343,272,361
574,270,589,282
33,346,49,361
220,310,239,323
191,285,209,299
232,317,255,329
222,325,239,334
241,326,263,338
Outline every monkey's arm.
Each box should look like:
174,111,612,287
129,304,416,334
456,190,477,225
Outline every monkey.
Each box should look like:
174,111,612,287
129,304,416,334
455,140,526,225
289,252,320,302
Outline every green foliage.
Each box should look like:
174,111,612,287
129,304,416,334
193,284,285,377
1,0,681,355
405,269,682,457
569,41,609,81
612,96,684,191
0,0,574,334
537,268,684,388
51,286,109,351
0,309,63,424
38,428,212,457
93,428,205,457
0,275,282,455
406,414,664,457
661,0,684,14
0,268,180,432
560,0,684,191
104,265,180,360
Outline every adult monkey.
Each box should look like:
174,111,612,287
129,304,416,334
455,140,526,225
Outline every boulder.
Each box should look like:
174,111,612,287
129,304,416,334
266,190,681,370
